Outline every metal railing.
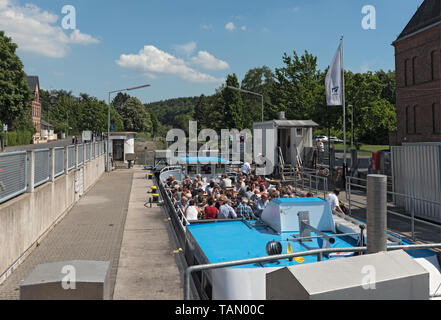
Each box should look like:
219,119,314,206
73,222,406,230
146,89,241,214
0,141,106,205
346,176,441,241
85,143,90,163
78,144,84,165
183,243,441,300
293,169,329,198
34,149,50,187
0,151,28,204
68,146,75,170
54,147,65,178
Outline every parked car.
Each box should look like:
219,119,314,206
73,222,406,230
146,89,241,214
313,135,328,142
329,136,344,143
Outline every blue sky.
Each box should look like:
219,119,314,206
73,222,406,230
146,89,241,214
1,0,424,104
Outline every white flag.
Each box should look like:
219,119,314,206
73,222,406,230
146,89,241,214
326,43,343,106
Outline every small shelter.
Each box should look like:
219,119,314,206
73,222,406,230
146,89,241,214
253,112,318,172
107,132,136,164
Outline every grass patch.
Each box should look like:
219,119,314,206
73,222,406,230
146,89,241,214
334,144,390,156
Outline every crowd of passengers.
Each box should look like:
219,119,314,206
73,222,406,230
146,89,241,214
163,170,316,221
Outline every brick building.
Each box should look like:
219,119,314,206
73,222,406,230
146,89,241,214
26,76,42,143
390,0,441,145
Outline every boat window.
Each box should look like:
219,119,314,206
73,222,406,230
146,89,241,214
188,165,197,175
202,165,212,174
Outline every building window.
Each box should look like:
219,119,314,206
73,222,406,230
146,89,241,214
434,103,441,134
431,51,436,81
412,56,417,85
406,106,410,134
413,105,417,134
404,59,409,86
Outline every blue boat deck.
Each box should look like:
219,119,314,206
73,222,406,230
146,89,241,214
188,220,357,268
187,220,435,269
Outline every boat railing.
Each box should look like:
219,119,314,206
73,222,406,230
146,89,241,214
183,242,441,300
346,175,441,241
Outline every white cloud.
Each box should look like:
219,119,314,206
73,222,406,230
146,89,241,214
225,22,236,31
69,29,100,45
173,41,197,57
289,7,300,13
241,26,247,31
201,24,212,31
190,51,230,70
0,0,100,58
116,45,224,83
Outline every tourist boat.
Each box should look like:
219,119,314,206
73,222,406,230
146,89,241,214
156,158,441,300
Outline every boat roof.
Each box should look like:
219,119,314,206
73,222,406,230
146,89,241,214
178,156,230,164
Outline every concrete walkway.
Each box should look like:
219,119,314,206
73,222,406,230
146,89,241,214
113,169,183,299
0,170,133,299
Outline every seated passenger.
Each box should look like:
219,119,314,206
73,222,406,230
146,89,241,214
236,198,255,220
204,198,219,220
218,199,237,219
185,200,201,221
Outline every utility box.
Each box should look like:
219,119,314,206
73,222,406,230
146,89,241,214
266,250,429,300
20,260,110,300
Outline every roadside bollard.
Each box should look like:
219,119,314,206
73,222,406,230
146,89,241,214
150,186,157,193
152,194,159,203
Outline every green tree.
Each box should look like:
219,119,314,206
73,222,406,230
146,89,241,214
119,97,152,133
112,92,130,112
269,51,322,121
0,31,33,131
222,74,244,130
241,66,275,128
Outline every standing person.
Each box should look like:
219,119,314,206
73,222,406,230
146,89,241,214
326,189,345,216
241,161,251,176
317,139,325,165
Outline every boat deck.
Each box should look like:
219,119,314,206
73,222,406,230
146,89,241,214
187,219,436,269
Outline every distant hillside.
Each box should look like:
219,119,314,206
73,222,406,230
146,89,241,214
145,96,199,127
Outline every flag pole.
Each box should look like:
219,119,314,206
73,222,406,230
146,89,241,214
341,35,347,185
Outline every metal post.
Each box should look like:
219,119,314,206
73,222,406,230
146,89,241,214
50,148,55,182
64,146,69,175
348,176,352,216
411,198,415,241
26,150,35,193
367,174,387,254
107,92,111,173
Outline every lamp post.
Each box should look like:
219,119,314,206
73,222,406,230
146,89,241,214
349,104,354,149
106,84,151,172
227,86,264,123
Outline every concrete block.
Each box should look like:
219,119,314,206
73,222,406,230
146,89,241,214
266,250,430,300
20,260,110,300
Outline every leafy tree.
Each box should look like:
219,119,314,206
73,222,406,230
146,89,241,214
222,74,244,130
119,97,152,133
112,92,130,112
0,31,33,131
241,66,275,128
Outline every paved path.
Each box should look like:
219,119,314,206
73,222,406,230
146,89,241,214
113,169,183,299
0,171,133,299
